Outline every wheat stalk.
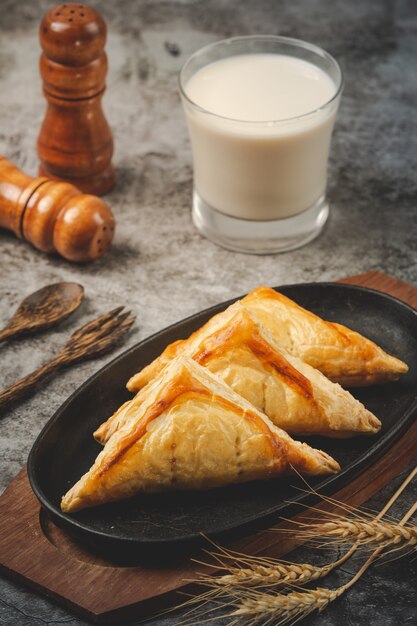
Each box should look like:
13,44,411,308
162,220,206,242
214,559,338,587
231,585,342,623
196,465,417,591
229,497,417,625
196,546,356,590
299,517,417,549
171,467,417,626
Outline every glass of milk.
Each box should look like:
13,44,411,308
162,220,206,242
179,36,343,253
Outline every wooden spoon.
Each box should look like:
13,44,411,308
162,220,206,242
0,283,84,343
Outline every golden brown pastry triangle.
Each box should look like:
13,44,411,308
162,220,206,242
242,286,408,387
61,357,340,513
98,307,380,443
126,286,407,391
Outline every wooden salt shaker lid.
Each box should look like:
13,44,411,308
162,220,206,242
39,4,108,99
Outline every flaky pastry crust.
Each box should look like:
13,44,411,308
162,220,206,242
126,287,407,392
62,358,339,513
243,286,408,386
97,308,380,444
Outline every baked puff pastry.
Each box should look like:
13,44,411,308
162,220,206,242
242,286,408,387
127,287,408,391
97,307,380,444
61,357,340,513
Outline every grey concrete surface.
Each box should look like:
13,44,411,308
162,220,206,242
0,0,416,624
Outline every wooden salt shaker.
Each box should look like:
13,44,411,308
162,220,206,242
0,155,115,262
37,3,115,195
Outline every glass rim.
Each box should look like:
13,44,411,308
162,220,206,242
179,35,344,125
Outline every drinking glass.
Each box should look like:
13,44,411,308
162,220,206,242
179,35,343,254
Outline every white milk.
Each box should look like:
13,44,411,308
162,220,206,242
183,54,338,221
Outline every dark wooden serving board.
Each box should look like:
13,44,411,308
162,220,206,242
1,271,416,624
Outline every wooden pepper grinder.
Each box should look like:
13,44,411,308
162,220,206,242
0,155,115,262
37,3,115,195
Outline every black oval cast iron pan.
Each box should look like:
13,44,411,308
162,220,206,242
28,283,417,557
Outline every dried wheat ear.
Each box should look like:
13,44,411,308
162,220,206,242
177,466,417,626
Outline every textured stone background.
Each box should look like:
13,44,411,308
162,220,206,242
0,0,416,624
